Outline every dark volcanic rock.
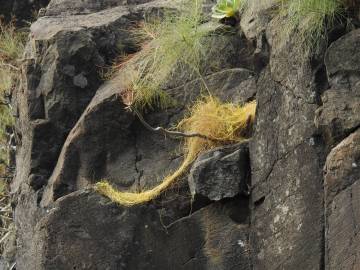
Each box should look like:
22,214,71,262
189,143,250,201
13,0,180,195
40,67,256,206
315,88,360,145
45,0,158,16
315,29,360,146
324,129,360,270
0,0,50,25
250,69,324,270
325,28,360,90
324,129,360,204
27,190,251,270
249,13,326,269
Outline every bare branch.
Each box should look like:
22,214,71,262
9,262,16,270
133,108,219,142
0,61,19,71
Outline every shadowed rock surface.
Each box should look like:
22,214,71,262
316,29,360,146
30,190,251,270
2,0,360,269
324,129,360,269
0,0,50,25
189,143,250,201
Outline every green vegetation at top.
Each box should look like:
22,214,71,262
123,0,356,111
125,0,217,110
279,0,344,52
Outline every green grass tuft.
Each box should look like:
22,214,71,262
0,19,26,211
0,21,26,62
279,0,344,52
124,0,217,111
0,20,26,255
0,20,25,169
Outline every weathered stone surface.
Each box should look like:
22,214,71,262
11,9,147,263
13,184,46,269
324,129,360,270
45,0,142,16
324,129,360,204
189,143,250,201
250,69,324,270
240,0,277,40
40,67,256,206
315,88,360,145
315,29,360,145
326,180,360,270
249,11,326,269
27,190,251,270
167,68,257,109
14,8,130,193
13,0,185,196
325,28,360,90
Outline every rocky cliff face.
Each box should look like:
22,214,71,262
2,0,360,269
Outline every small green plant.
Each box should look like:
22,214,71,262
211,0,243,19
0,20,26,97
0,21,26,62
123,0,217,110
0,20,26,254
280,0,344,52
0,20,25,172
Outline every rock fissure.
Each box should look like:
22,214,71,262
132,125,142,192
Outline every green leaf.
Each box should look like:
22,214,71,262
211,0,242,19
